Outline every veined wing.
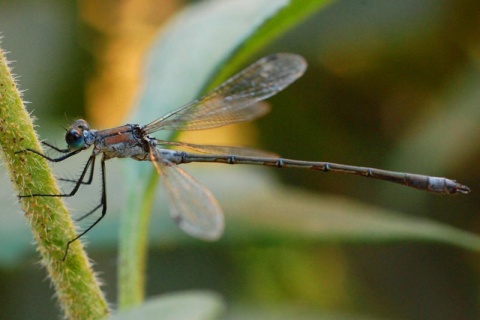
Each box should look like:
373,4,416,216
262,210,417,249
144,53,307,133
150,147,224,240
160,140,279,157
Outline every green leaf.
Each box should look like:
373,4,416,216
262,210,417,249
111,291,225,320
119,0,335,309
142,167,480,251
210,0,334,88
133,0,290,125
221,171,480,251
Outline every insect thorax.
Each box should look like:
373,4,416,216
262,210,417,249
95,124,149,160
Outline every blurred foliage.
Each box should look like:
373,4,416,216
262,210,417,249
111,291,226,320
1,0,480,319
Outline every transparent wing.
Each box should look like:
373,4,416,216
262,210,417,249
144,53,307,133
160,140,279,157
150,147,224,240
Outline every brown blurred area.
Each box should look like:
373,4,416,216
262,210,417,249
79,0,183,127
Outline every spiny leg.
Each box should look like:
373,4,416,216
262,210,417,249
41,141,70,153
16,146,82,162
58,156,96,186
19,154,96,198
32,141,95,185
62,154,108,261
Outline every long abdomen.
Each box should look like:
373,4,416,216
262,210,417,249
174,152,470,195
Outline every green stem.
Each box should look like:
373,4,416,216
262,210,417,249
118,172,158,309
0,48,109,319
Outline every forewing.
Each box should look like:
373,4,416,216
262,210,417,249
161,140,279,157
144,53,307,133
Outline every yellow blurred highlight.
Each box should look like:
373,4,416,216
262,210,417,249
78,0,264,147
78,0,183,128
178,121,265,148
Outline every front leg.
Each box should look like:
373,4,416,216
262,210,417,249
18,142,95,184
41,141,70,153
15,147,82,162
18,154,96,198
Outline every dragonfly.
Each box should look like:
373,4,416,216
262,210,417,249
17,53,470,260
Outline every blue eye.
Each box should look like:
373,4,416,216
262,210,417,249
65,129,85,150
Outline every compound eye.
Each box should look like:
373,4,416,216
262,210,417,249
65,129,85,150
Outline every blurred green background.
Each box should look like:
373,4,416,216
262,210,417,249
1,0,480,319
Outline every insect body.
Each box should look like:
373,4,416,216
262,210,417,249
17,53,470,260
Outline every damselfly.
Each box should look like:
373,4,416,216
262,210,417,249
17,53,470,260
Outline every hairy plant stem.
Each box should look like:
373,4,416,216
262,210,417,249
0,48,109,319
